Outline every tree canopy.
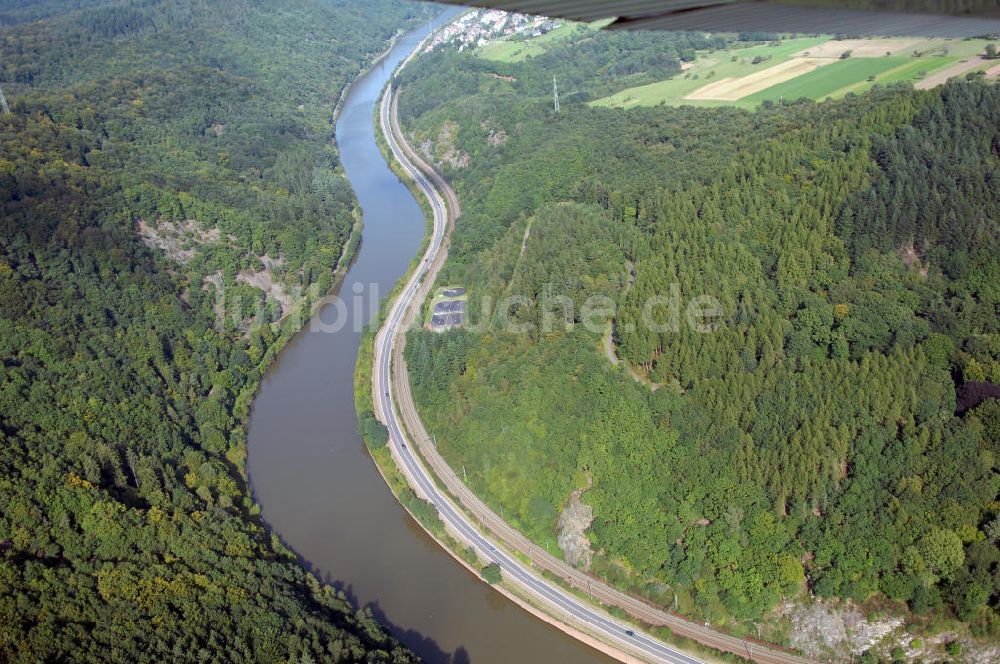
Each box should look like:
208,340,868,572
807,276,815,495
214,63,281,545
0,0,430,660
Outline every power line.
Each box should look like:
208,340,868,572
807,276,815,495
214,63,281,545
0,85,10,115
552,75,559,114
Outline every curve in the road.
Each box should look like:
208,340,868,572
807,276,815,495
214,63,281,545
372,82,703,664
372,72,814,664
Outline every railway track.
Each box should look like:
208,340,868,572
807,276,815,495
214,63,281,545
377,81,813,664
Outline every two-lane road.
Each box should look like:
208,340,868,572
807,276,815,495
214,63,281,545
372,82,704,664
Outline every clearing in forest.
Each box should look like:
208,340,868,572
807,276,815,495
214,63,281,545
426,285,468,331
477,21,594,62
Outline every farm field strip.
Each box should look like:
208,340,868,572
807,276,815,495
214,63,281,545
743,56,907,104
685,57,835,101
590,37,830,108
592,36,996,109
727,36,829,59
791,37,922,58
874,56,958,85
915,55,989,89
820,55,956,99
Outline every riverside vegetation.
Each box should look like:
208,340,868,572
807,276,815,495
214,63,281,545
397,28,1000,656
0,1,433,661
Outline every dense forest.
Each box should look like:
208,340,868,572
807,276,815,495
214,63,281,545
0,0,429,661
398,28,1000,652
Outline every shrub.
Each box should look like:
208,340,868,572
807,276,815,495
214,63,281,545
358,410,389,448
481,562,502,584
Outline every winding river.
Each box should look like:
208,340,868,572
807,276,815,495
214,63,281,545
246,13,613,664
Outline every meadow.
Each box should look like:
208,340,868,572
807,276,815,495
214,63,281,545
477,21,595,62
743,56,906,104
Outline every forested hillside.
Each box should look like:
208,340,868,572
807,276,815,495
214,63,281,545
0,1,428,661
398,29,1000,656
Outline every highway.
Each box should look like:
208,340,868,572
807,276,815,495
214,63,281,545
372,83,705,664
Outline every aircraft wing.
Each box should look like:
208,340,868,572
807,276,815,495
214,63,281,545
430,1,1000,37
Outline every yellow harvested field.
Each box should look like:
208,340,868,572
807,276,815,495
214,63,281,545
793,38,921,58
684,58,835,101
915,56,986,89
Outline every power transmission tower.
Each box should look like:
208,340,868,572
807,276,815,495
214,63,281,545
0,85,10,115
552,76,559,114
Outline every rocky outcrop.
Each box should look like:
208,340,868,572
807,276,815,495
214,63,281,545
557,484,594,570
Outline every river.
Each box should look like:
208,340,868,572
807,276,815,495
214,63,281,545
245,12,614,664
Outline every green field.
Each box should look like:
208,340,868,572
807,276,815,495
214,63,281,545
744,56,905,104
826,55,957,97
873,55,957,84
909,37,995,58
592,37,996,109
728,36,829,60
589,75,730,109
591,37,830,109
477,22,594,62
477,25,998,108
476,37,543,63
